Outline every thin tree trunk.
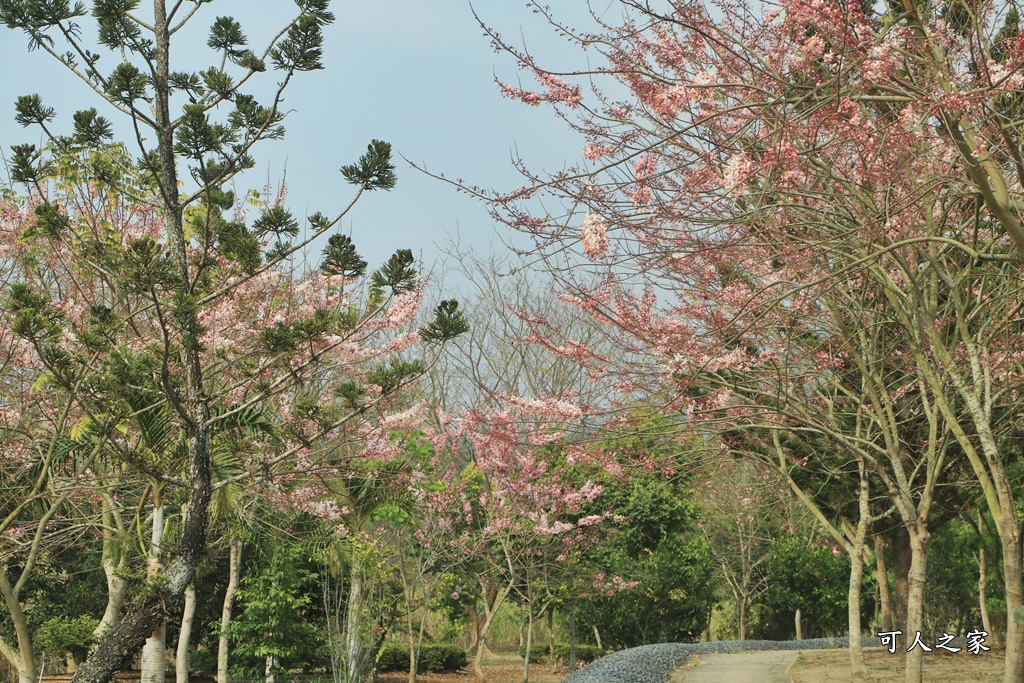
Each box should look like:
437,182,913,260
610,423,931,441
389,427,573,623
847,551,867,681
568,602,576,671
0,568,36,683
978,544,992,635
141,501,167,683
737,597,747,642
472,580,512,683
345,558,366,683
903,529,930,683
874,535,894,633
175,584,196,683
217,539,241,683
846,460,869,681
96,498,128,639
521,607,533,683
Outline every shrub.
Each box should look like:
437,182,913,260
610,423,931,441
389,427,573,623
377,643,468,672
519,643,605,665
36,615,99,664
189,648,217,676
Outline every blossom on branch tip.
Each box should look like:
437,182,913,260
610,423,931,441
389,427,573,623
581,212,610,258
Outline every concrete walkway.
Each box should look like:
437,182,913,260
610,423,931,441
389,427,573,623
673,650,797,683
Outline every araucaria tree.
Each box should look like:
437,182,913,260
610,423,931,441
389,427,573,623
0,3,466,683
476,1,1024,682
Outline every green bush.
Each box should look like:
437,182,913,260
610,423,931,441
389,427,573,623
189,648,217,676
36,615,99,664
421,644,467,671
519,643,605,665
377,643,468,672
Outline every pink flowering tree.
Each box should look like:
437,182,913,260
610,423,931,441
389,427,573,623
0,4,469,681
460,2,1024,682
420,403,610,682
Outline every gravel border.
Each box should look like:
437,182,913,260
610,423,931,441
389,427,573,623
560,638,888,683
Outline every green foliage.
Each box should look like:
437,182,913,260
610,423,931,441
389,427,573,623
35,615,99,664
71,108,114,145
14,93,55,126
758,535,851,639
341,140,397,192
321,234,368,279
253,206,299,239
9,143,49,184
7,283,64,341
572,419,715,648
376,643,467,672
207,15,247,55
577,535,714,648
924,519,986,633
270,9,332,72
519,643,604,665
370,249,417,299
419,299,469,343
188,647,217,676
366,358,426,397
224,544,323,680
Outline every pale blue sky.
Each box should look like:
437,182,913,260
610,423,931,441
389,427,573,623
0,1,610,273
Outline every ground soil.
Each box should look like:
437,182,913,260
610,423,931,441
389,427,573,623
788,647,1006,682
375,654,564,683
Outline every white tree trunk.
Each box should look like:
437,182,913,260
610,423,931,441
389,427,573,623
176,584,197,683
217,538,242,683
95,497,128,640
141,502,167,683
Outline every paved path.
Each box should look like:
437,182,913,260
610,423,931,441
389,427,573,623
673,650,797,683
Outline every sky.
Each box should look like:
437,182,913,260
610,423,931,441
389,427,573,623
0,0,609,280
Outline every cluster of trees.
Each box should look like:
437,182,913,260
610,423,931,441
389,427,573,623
474,1,1024,682
3,3,1024,683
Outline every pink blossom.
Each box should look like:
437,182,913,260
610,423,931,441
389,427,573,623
581,212,610,258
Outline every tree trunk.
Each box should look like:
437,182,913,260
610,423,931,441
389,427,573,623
96,566,128,641
175,584,196,683
874,535,894,633
978,545,992,635
72,4,213,682
142,623,167,683
521,607,533,683
96,498,128,640
847,549,867,681
846,460,869,681
998,529,1024,683
217,539,242,683
890,523,911,634
141,502,167,683
472,581,512,683
0,568,36,683
903,529,930,683
795,610,802,641
465,602,481,658
737,597,747,642
345,558,366,683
